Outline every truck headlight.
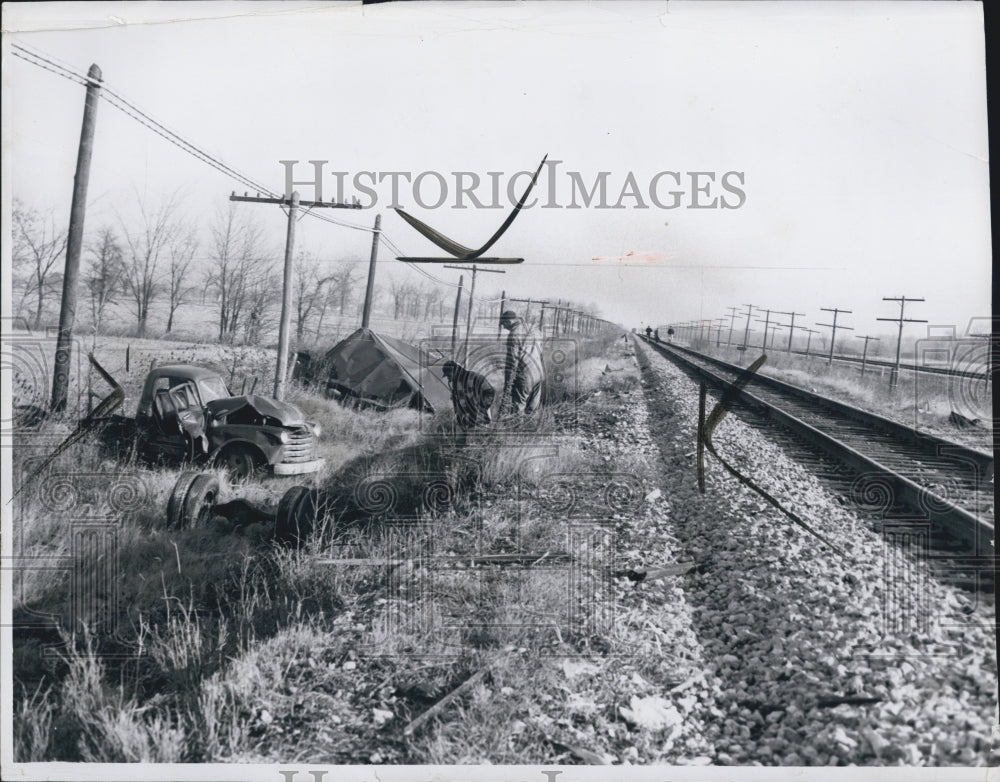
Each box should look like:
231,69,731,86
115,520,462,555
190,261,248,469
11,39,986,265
279,431,290,444
311,422,322,438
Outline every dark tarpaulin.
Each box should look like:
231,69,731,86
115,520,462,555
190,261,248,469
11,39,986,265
323,328,452,413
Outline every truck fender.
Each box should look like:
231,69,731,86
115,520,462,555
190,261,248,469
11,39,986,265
209,439,271,467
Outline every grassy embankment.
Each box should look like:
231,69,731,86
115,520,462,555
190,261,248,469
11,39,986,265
12,331,676,763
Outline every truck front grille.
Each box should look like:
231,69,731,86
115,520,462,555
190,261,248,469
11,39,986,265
282,426,316,463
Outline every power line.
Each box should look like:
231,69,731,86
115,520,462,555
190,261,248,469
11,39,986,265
13,43,279,197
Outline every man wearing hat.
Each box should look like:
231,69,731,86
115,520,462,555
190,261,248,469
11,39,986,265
498,310,543,415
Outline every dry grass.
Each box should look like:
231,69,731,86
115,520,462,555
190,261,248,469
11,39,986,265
11,329,638,763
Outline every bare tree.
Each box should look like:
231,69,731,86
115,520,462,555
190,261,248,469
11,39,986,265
242,262,279,346
311,259,359,338
330,260,359,316
12,199,68,328
118,191,188,337
83,226,124,334
294,251,331,343
165,230,199,333
388,274,417,320
420,281,444,320
207,205,268,341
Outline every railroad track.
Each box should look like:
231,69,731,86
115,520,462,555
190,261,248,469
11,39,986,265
638,337,994,565
783,346,991,381
673,341,991,381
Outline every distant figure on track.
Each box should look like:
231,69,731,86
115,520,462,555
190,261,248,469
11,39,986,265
645,325,652,340
499,309,543,416
654,328,660,342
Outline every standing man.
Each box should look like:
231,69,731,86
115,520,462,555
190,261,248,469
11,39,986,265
645,325,652,340
499,309,543,415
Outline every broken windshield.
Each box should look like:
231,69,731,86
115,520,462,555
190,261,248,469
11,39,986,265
198,376,231,403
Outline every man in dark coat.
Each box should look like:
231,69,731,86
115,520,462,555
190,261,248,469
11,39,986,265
442,360,495,429
499,310,543,415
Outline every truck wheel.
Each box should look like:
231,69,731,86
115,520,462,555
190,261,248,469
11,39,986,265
167,471,201,528
222,445,264,483
181,474,220,528
275,486,323,546
167,471,220,528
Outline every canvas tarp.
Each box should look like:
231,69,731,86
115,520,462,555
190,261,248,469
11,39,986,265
323,328,452,412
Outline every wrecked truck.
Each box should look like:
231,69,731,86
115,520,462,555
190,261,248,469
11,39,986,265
101,364,324,480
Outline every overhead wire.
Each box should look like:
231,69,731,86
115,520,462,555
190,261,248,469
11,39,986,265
12,42,278,197
11,41,551,302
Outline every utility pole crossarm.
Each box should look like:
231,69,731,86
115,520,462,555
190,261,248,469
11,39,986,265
775,310,805,352
876,295,928,388
817,307,853,366
231,186,368,400
229,192,363,209
443,264,507,361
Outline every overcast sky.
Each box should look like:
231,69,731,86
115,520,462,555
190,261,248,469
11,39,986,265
2,1,991,348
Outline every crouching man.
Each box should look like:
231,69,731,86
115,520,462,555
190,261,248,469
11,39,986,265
498,310,544,416
442,360,496,430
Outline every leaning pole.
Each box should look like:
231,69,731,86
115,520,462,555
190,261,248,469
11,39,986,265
51,63,102,413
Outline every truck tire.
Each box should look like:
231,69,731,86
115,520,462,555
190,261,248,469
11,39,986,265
166,471,220,528
181,473,220,528
167,471,201,528
275,486,322,546
220,444,265,483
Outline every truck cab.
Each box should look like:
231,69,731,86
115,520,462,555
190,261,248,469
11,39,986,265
136,365,324,480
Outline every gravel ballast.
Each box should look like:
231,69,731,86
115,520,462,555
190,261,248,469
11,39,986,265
629,339,997,766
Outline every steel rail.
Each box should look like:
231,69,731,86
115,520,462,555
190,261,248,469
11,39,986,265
722,344,989,381
665,341,993,477
639,337,994,560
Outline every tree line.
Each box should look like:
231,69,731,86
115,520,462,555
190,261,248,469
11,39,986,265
11,194,460,346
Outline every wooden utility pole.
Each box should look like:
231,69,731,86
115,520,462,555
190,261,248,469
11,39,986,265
451,275,464,359
497,289,506,341
803,328,819,357
741,304,756,349
877,296,927,388
229,190,361,399
855,335,880,376
51,64,102,413
506,297,549,334
444,263,505,362
361,213,381,329
755,318,781,350
776,311,805,353
274,192,300,399
757,309,775,349
724,306,740,346
712,318,725,347
817,307,853,366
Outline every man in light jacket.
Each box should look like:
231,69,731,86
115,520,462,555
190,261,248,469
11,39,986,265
499,310,543,415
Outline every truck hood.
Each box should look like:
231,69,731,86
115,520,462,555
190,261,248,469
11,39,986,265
205,394,307,426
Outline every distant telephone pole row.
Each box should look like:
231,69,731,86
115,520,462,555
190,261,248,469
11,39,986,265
664,292,936,390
